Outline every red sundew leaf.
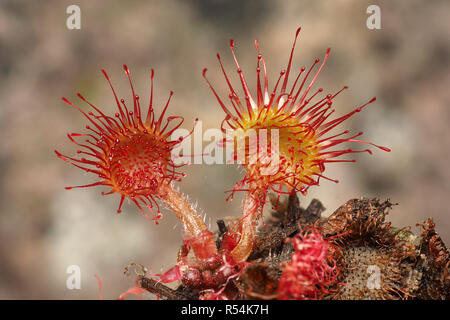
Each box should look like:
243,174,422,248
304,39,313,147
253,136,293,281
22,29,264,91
56,67,191,222
204,28,390,200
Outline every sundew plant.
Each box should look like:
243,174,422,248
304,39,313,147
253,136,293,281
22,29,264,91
56,28,449,300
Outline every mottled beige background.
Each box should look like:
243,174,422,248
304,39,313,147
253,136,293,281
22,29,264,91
0,0,449,299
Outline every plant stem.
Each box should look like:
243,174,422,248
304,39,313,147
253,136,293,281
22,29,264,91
230,188,265,262
160,183,218,260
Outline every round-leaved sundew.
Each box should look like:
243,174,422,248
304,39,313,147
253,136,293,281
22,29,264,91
55,65,217,260
203,27,390,262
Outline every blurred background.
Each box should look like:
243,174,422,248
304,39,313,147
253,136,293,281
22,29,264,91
0,0,449,299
